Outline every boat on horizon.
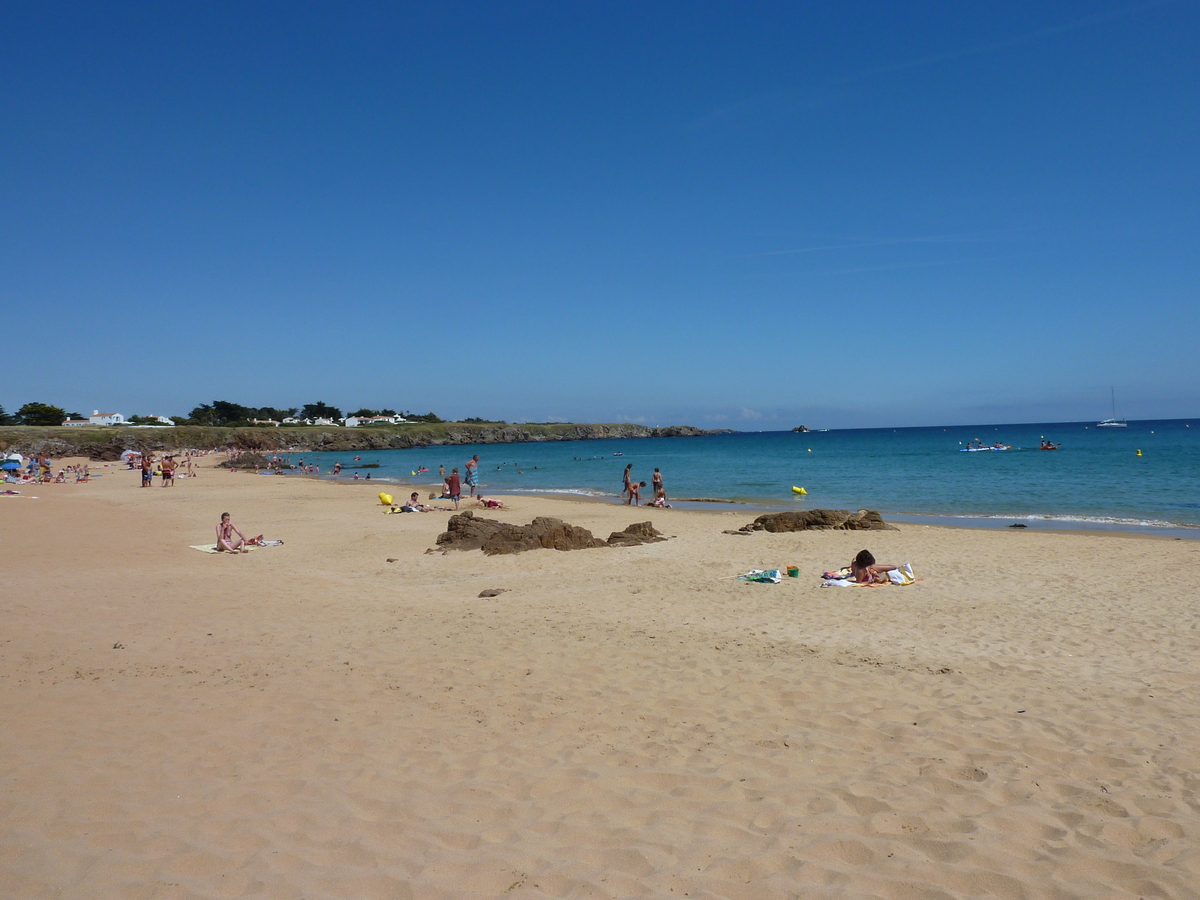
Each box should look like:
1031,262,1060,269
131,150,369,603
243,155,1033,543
1097,387,1127,428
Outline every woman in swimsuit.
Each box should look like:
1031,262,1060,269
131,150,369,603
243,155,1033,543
216,513,262,552
849,549,901,584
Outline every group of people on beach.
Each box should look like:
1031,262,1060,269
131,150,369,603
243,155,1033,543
3,453,94,484
622,463,671,507
431,454,483,509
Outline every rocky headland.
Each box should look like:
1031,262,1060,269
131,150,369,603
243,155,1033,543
0,422,731,460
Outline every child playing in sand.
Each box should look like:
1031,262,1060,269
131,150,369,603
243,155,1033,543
476,496,506,510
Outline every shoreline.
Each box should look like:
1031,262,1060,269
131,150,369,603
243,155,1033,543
272,468,1200,539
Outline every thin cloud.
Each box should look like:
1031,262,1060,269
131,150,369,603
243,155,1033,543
693,1,1174,130
850,0,1174,83
734,233,996,260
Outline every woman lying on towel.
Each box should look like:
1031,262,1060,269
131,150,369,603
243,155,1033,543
850,549,903,584
822,551,914,586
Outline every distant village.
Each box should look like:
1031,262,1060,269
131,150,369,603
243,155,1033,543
58,411,411,428
0,400,463,429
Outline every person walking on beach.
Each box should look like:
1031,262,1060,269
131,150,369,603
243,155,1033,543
622,463,633,500
162,455,177,487
652,467,663,499
447,467,462,509
465,454,480,497
140,452,154,488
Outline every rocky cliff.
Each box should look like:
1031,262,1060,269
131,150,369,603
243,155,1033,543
0,423,731,459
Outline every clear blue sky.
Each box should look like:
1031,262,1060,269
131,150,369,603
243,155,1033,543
3,1,1197,428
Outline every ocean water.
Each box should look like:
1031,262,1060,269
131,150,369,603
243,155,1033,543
283,419,1200,535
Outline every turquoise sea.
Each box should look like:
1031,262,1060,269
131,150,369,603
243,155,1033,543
285,419,1200,536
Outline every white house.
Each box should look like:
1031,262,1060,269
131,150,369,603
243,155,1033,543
281,417,340,426
250,418,280,427
62,418,90,427
344,415,407,427
88,410,126,426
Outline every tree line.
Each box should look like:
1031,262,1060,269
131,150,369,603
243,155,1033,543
0,401,447,427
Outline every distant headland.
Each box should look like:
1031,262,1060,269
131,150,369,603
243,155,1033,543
0,422,735,459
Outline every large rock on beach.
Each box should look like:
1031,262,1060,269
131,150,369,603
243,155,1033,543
481,517,606,556
435,512,668,554
606,521,668,547
435,511,509,551
732,509,895,533
223,452,274,469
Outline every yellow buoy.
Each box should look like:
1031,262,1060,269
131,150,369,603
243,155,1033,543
807,448,812,452
379,492,393,506
1136,450,1142,457
792,486,807,495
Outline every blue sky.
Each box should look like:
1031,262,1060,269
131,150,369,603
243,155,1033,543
2,1,1196,428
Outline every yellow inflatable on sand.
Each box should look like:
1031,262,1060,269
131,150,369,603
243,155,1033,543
379,492,393,506
792,486,807,495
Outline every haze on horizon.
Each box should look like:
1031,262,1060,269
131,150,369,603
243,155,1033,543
2,1,1197,431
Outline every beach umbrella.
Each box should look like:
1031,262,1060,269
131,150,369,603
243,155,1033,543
120,449,140,459
1,460,21,470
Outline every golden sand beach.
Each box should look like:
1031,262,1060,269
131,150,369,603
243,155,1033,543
2,463,1199,899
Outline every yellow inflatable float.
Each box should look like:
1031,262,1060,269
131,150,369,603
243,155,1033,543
792,486,807,495
378,492,393,506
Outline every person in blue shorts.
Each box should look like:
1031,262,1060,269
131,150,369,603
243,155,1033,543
464,454,480,497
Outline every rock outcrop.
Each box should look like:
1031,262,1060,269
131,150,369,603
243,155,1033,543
225,452,274,469
606,521,667,547
729,509,895,534
436,511,668,555
0,422,734,457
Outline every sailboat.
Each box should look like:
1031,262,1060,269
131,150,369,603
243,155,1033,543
1097,387,1127,428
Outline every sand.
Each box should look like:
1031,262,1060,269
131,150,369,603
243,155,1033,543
2,462,1199,899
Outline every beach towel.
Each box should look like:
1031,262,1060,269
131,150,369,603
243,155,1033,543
821,563,916,587
190,540,282,553
738,569,783,584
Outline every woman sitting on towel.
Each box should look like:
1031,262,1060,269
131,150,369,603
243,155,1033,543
216,513,263,552
850,549,901,584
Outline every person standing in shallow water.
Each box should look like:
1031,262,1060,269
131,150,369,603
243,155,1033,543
465,455,480,497
652,467,663,499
